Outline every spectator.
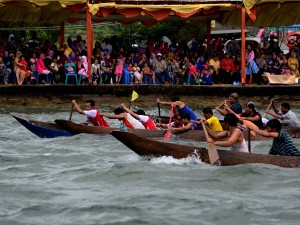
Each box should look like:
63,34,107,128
36,53,52,85
227,37,241,56
219,52,234,83
152,53,169,84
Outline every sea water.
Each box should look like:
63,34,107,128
0,104,300,225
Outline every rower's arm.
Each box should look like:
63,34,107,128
157,98,172,106
121,104,140,120
248,123,279,138
243,115,260,122
213,130,240,147
206,126,228,139
271,100,280,114
171,123,193,132
265,110,283,119
71,100,84,114
101,113,125,119
215,108,227,116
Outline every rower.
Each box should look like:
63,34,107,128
121,103,157,130
170,113,197,132
71,99,109,127
156,116,183,129
264,99,300,128
206,113,249,153
215,93,242,116
157,96,198,121
248,119,300,156
193,107,223,132
225,102,264,129
101,107,145,129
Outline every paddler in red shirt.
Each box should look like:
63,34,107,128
72,99,109,127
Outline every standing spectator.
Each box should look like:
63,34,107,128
245,44,259,84
227,37,241,56
102,53,114,84
3,51,13,84
114,53,126,84
26,31,40,56
101,37,112,55
209,54,220,84
0,56,7,84
92,58,101,84
14,52,26,85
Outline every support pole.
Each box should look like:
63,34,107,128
86,3,94,81
241,7,246,84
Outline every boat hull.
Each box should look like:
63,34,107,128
54,119,272,141
11,114,72,138
111,131,300,168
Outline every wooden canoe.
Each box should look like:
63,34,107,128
11,113,72,138
54,119,273,141
111,131,300,168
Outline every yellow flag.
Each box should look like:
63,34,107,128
131,90,138,102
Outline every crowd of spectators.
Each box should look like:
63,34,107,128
0,30,299,86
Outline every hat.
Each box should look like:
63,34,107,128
229,93,239,99
157,53,162,57
246,102,257,111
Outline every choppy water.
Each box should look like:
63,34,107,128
1,104,300,225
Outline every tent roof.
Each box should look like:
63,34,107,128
0,0,299,26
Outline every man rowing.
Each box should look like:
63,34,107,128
193,107,223,132
101,107,145,129
121,103,157,130
170,113,197,132
157,96,198,121
156,116,183,129
206,113,249,153
248,119,300,156
264,99,300,128
71,99,109,127
215,93,242,116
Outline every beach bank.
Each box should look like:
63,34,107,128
0,84,300,107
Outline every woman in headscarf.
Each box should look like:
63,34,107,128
78,55,89,84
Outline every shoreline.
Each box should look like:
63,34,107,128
1,84,300,107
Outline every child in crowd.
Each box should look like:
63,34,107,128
114,53,126,84
166,58,174,84
29,53,38,84
92,58,101,84
187,60,199,85
201,64,213,85
142,62,155,84
133,62,142,84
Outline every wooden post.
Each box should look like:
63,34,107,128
59,22,64,50
241,7,246,84
86,3,94,81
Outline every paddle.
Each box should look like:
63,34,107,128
163,106,174,140
157,102,161,117
262,101,272,118
201,121,220,165
212,101,225,113
69,104,74,121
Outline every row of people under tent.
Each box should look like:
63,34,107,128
70,94,300,157
2,41,300,85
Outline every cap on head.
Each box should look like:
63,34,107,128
157,53,162,57
229,93,239,100
246,102,256,110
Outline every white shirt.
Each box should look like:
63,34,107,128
84,109,97,118
126,113,145,129
281,110,300,127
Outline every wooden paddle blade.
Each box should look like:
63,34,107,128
163,106,174,141
163,130,172,140
243,120,257,136
208,143,221,165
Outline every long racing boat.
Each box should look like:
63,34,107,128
110,131,300,168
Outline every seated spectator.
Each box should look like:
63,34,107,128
0,56,7,84
141,62,155,84
219,52,234,84
288,51,299,77
92,58,101,84
201,64,213,85
14,51,27,85
101,53,114,84
36,53,52,85
152,53,169,84
268,53,281,74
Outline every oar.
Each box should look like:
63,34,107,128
262,101,272,118
157,102,161,117
201,121,220,165
69,104,74,121
163,106,174,140
212,101,225,113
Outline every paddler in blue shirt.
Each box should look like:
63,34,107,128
157,96,198,121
